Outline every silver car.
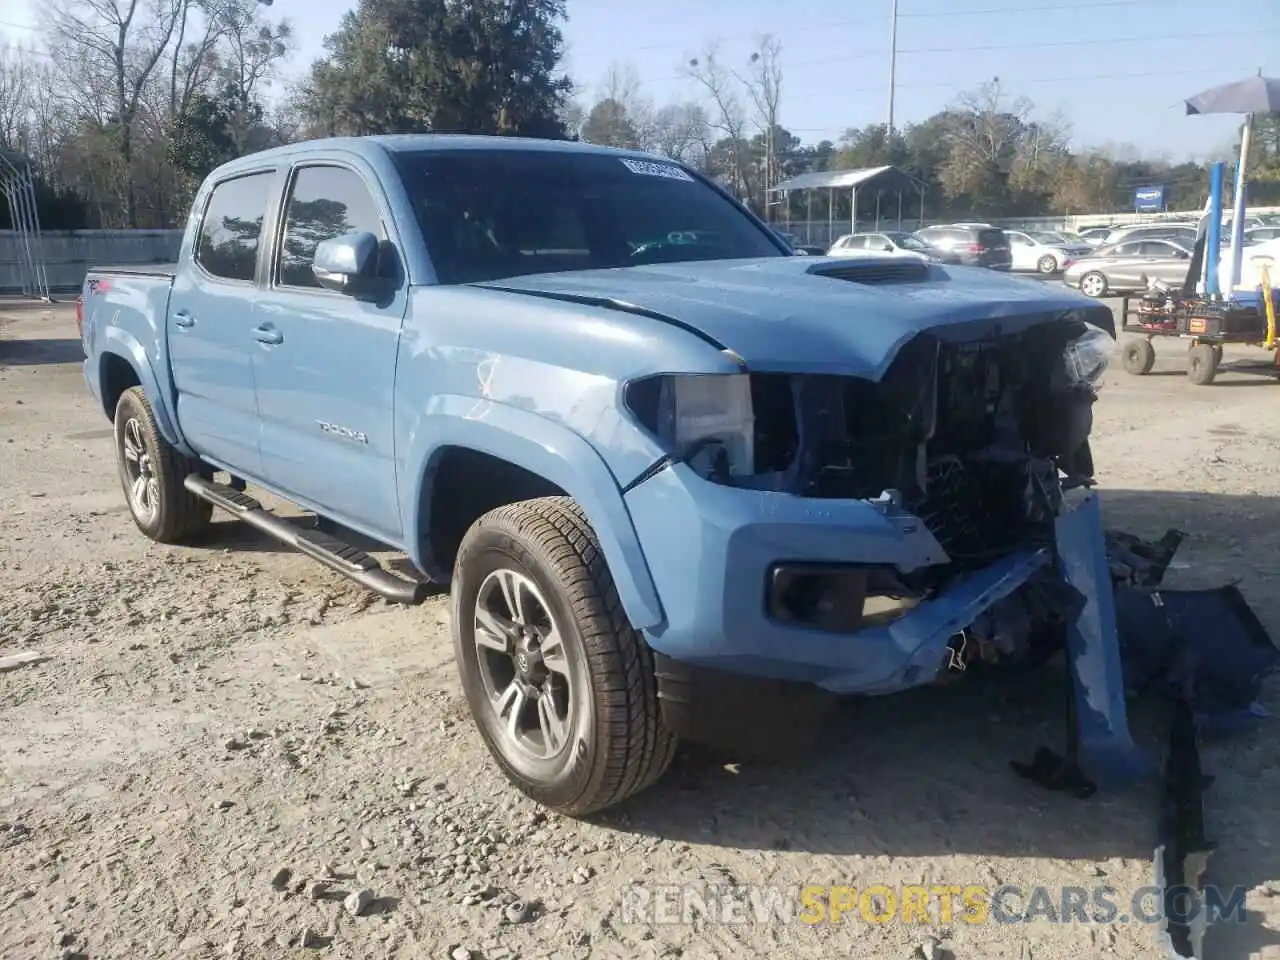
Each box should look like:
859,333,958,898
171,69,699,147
1004,229,1094,274
1062,238,1193,298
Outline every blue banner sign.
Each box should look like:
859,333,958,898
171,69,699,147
1133,186,1165,212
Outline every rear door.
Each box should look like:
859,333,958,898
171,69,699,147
977,228,1011,269
251,161,409,542
1105,241,1147,287
167,169,277,477
1142,240,1193,284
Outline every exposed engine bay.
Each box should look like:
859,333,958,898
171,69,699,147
665,319,1111,556
626,318,1114,667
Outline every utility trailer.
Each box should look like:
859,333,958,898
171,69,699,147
1117,277,1279,384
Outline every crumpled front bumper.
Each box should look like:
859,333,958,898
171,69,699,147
626,461,1066,695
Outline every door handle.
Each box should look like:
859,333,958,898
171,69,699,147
173,311,195,328
252,325,283,345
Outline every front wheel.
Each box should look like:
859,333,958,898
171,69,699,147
1187,343,1219,385
451,497,676,815
1036,254,1059,274
1121,338,1156,375
113,386,212,542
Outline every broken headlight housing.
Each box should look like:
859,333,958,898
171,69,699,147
625,374,757,478
1062,325,1113,387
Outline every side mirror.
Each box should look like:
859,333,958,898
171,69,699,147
880,243,894,252
313,231,380,295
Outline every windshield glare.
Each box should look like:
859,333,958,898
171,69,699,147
890,233,928,251
390,149,786,284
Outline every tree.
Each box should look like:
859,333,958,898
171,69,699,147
300,0,572,139
44,0,187,225
740,35,782,217
682,44,754,203
580,98,640,149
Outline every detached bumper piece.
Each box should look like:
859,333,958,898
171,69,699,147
1020,504,1277,960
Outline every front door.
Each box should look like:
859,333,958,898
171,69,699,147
251,161,408,542
167,169,278,478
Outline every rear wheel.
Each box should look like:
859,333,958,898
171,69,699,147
113,386,212,542
1079,271,1108,298
451,497,676,815
1121,338,1156,376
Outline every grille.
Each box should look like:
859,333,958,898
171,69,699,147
906,457,1029,561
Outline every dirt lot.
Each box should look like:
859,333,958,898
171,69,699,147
2,300,1279,960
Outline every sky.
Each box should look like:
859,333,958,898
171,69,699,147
2,0,1276,160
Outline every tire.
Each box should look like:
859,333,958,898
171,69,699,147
1079,271,1108,298
1187,343,1219,385
451,496,676,815
113,386,213,542
1036,254,1059,274
1121,338,1156,376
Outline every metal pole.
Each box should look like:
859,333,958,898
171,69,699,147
1227,113,1253,293
887,0,899,133
851,186,857,233
1204,161,1225,298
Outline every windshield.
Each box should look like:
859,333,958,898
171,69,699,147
389,149,786,284
1030,231,1066,243
888,232,929,251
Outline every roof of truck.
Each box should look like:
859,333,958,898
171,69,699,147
212,134,665,177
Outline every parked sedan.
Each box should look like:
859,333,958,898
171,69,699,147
1062,238,1193,297
828,231,946,261
1005,229,1094,274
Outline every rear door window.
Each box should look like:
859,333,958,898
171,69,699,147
195,172,274,282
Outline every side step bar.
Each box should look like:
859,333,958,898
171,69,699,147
184,476,429,606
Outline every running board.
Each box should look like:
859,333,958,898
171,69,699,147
184,476,429,606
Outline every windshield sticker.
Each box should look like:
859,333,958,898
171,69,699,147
619,158,694,182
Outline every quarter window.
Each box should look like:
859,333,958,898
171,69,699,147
195,172,274,282
278,166,384,288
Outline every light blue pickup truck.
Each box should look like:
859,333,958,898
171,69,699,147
78,135,1127,814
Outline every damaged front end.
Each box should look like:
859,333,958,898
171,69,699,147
625,314,1114,679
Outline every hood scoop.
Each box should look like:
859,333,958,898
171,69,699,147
810,259,932,285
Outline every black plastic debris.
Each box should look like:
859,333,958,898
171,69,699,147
1116,584,1278,731
1155,698,1213,960
1107,528,1186,587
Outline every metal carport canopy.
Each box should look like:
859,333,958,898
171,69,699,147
772,165,926,236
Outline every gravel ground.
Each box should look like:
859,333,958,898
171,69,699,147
2,300,1278,960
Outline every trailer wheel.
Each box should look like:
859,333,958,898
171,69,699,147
1122,338,1156,376
1187,343,1219,385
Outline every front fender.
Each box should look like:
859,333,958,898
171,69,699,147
97,326,188,452
401,396,665,630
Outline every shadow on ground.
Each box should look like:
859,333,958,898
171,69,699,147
196,513,439,587
0,338,85,367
